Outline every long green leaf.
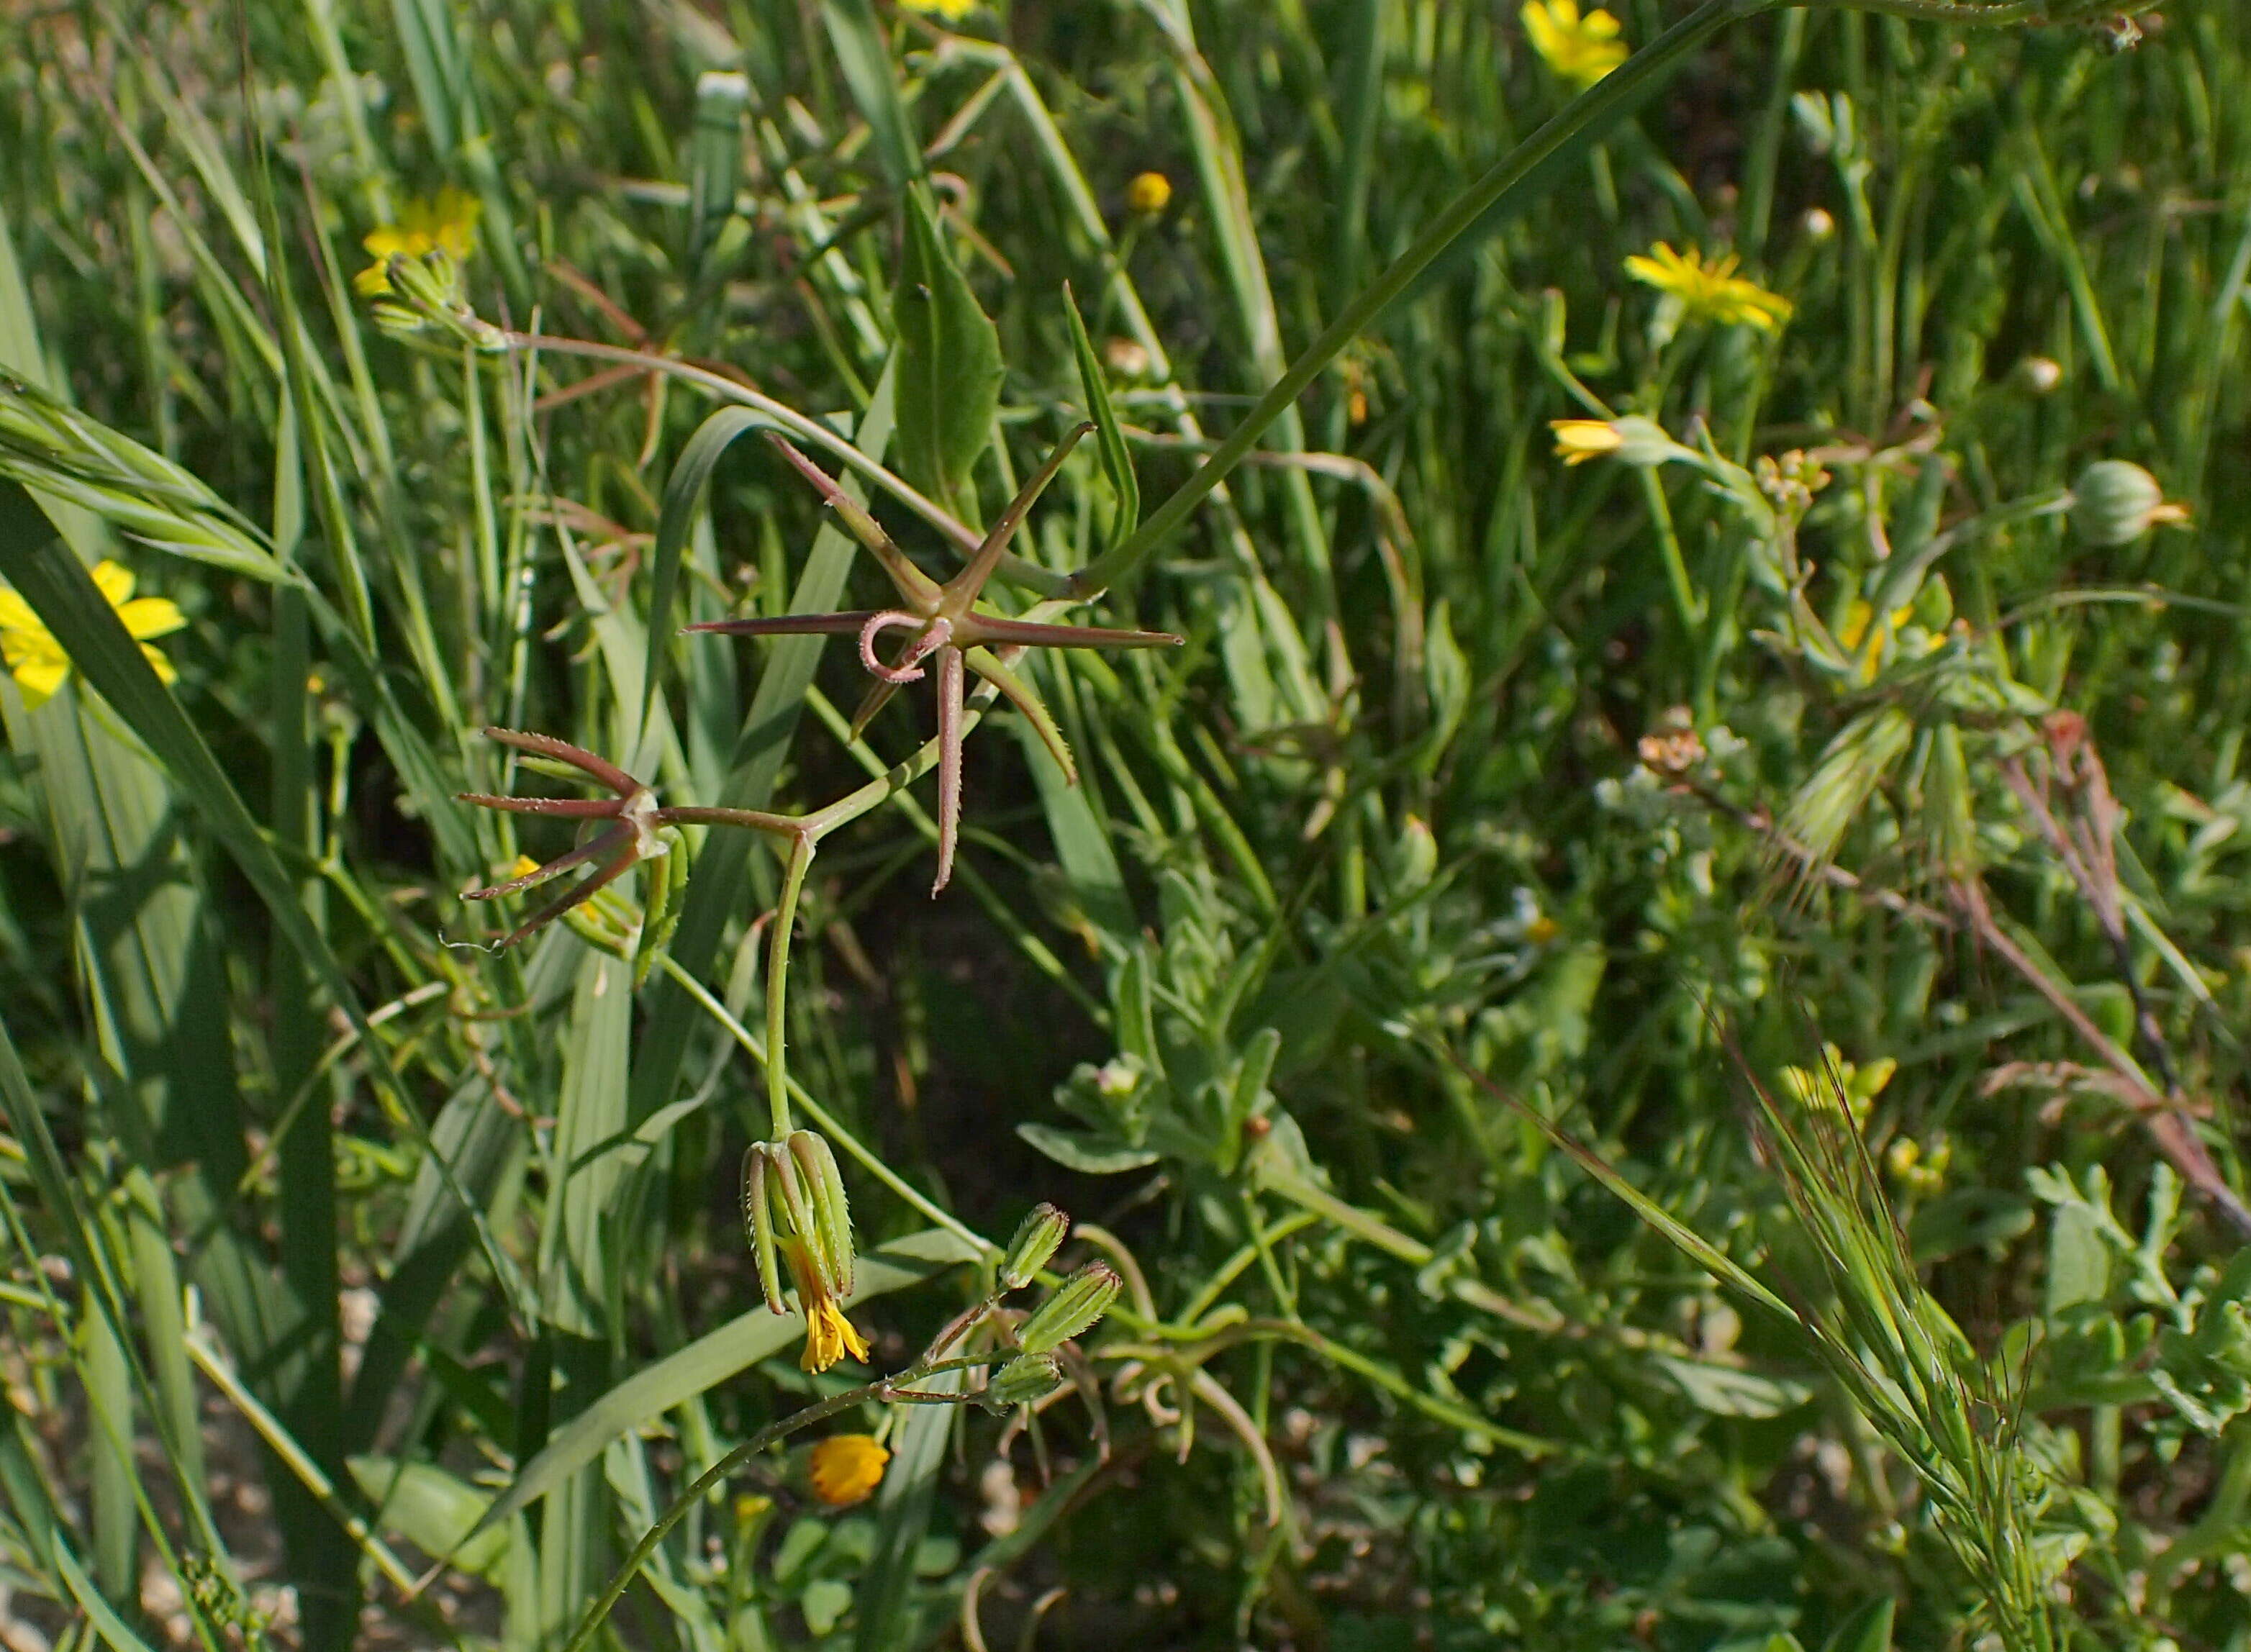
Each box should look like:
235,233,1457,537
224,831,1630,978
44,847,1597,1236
892,186,1002,520
1061,283,1137,553
56,1543,161,1652
638,405,785,754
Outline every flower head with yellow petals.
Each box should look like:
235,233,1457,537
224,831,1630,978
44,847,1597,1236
807,1434,889,1507
356,187,481,296
1624,243,1793,333
797,1261,873,1374
0,560,184,710
1552,419,1624,466
897,0,977,19
1521,0,1628,90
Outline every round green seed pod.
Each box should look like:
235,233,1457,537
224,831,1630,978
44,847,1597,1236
2070,460,2167,547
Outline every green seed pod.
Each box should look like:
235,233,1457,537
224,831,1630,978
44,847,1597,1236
1000,1203,1071,1291
2070,460,2178,547
982,1352,1066,1412
1017,1261,1121,1354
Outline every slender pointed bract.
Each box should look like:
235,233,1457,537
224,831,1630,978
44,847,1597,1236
934,646,966,894
456,727,801,946
685,425,1184,893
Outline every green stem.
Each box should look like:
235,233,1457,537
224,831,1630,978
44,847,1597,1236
765,832,815,1139
654,954,998,1259
557,1354,994,1652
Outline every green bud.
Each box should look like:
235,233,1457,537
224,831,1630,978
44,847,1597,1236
982,1352,1066,1412
2010,355,2062,396
2071,460,2185,548
1390,814,1438,896
1000,1203,1070,1291
1017,1261,1120,1354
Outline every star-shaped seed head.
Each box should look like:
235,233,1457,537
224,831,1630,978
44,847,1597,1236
457,726,797,948
688,425,1182,891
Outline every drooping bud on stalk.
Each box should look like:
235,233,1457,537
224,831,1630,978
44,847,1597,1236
982,1353,1066,1412
1017,1261,1121,1354
742,1132,865,1370
1000,1203,1071,1291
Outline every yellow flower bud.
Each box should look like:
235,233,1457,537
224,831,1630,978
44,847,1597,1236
1126,171,1173,216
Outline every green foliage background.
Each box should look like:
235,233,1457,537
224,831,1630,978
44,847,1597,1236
2,0,2250,1647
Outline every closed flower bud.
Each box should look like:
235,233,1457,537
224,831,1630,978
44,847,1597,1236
2011,355,2062,396
1126,171,1172,215
1017,1261,1120,1353
982,1352,1066,1412
2070,460,2188,548
1001,1203,1070,1290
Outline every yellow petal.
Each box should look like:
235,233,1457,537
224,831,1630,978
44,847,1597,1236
11,654,68,709
140,643,178,685
0,589,39,634
91,560,135,605
117,596,185,641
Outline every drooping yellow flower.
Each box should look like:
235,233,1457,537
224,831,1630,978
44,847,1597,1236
1521,0,1628,90
897,0,977,19
1126,171,1173,215
356,187,481,296
0,560,184,710
807,1434,889,1507
1551,419,1625,466
1624,243,1793,332
800,1289,871,1374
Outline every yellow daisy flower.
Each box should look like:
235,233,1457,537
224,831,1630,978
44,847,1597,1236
1623,243,1793,332
0,560,184,710
807,1434,890,1507
1521,0,1628,91
356,186,481,296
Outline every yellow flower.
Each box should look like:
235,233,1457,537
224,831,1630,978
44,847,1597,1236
1552,419,1625,466
0,560,184,711
1624,243,1793,332
801,1291,871,1373
897,0,976,19
356,187,481,296
1126,171,1173,215
807,1434,889,1507
1521,0,1628,90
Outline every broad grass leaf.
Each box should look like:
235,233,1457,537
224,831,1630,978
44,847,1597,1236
349,1457,512,1581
